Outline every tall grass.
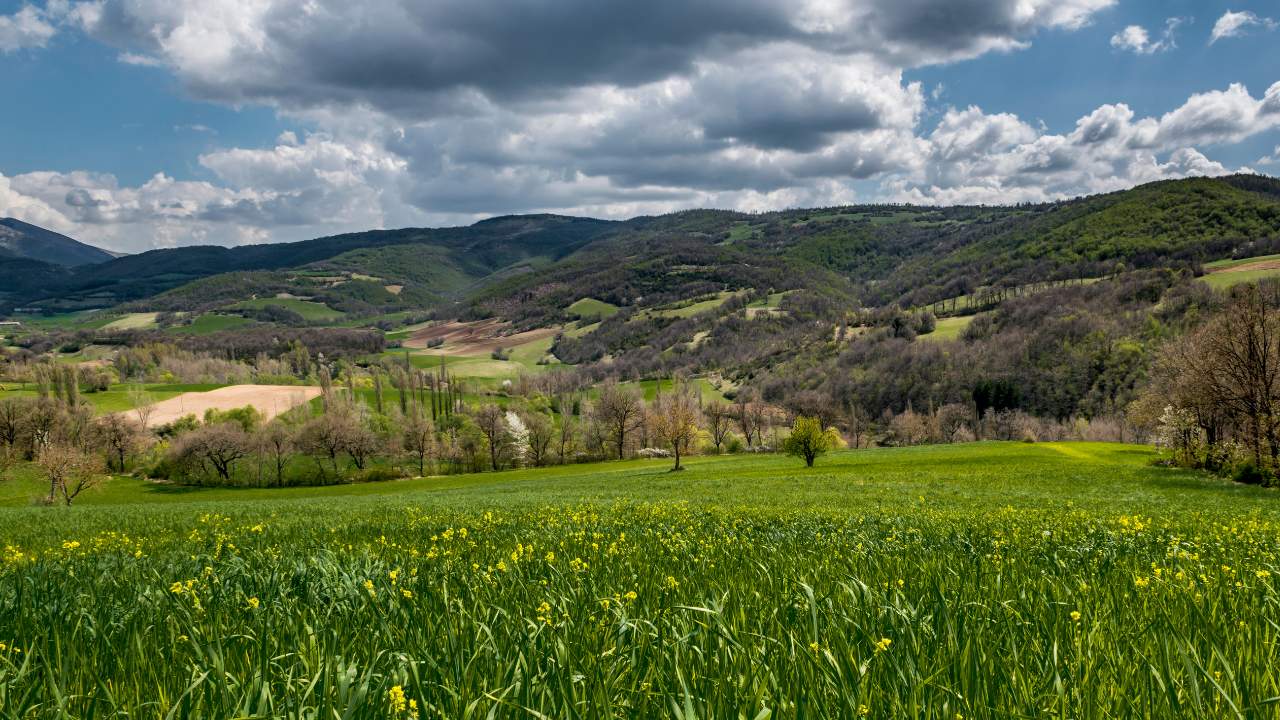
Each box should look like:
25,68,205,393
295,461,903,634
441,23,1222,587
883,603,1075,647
1,443,1278,717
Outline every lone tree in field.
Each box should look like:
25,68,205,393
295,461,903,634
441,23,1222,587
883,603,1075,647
37,444,106,506
783,416,841,467
650,380,702,471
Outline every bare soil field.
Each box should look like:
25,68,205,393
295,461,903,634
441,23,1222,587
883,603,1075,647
139,385,321,427
404,319,560,355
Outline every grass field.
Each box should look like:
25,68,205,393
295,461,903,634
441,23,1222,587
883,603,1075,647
101,312,160,330
168,313,254,335
0,382,225,414
920,315,975,342
566,297,619,319
231,298,345,321
3,442,1278,717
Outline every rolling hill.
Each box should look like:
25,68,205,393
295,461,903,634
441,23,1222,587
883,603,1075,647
0,218,116,266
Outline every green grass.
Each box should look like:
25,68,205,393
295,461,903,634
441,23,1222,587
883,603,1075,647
168,313,253,335
231,297,345,321
0,382,224,415
3,442,1280,716
1203,253,1280,270
566,297,619,319
919,315,975,342
633,291,741,321
1201,266,1280,290
101,312,159,330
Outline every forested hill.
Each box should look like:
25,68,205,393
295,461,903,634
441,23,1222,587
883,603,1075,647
3,174,1279,316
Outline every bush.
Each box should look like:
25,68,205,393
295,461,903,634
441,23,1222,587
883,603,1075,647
1231,461,1272,486
351,466,408,483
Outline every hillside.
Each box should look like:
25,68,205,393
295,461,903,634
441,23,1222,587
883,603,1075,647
0,218,115,267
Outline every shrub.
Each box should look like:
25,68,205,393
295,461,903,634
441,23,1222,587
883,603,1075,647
351,466,408,483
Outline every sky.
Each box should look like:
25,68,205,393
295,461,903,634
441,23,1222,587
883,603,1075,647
0,0,1278,254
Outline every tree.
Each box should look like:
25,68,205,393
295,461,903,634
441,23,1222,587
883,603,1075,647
783,416,842,467
734,391,756,447
556,397,578,464
298,412,355,479
36,444,106,506
703,400,733,453
402,412,435,477
593,382,644,459
169,423,251,484
649,381,702,471
96,413,147,472
128,386,156,429
257,420,296,486
473,403,512,471
522,410,554,467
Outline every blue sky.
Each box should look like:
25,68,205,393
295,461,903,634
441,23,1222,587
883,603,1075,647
0,0,1278,252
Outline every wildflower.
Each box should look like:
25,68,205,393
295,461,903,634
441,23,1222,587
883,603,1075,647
874,637,892,653
1070,611,1081,622
170,581,185,595
401,588,414,599
363,579,376,597
387,685,417,718
623,590,637,602
246,597,260,610
809,641,822,655
62,540,80,550
1256,570,1272,580
389,569,400,583
1133,576,1150,589
859,705,870,716
545,551,555,562
665,575,679,589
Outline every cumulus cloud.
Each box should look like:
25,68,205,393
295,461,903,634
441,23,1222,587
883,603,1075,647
1110,17,1185,55
0,5,57,52
1210,10,1277,44
5,0,1280,251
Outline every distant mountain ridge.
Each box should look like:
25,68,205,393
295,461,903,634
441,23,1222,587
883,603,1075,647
2,174,1280,315
0,218,116,267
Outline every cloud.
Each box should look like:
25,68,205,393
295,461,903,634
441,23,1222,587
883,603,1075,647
7,0,1280,251
0,5,57,52
1110,17,1185,55
1210,10,1277,44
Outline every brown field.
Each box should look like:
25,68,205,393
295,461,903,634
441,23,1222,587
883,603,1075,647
404,319,560,355
1210,259,1280,274
140,385,321,427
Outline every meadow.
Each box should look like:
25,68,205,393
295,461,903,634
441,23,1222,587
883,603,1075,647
1,442,1278,718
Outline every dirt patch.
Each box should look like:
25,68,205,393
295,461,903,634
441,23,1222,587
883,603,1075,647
1211,259,1280,274
404,319,559,355
140,385,322,428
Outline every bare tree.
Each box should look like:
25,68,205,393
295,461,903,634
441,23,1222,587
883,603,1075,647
747,401,770,447
403,412,435,477
37,444,106,505
703,400,733,453
257,420,296,486
96,413,147,472
299,411,355,479
128,386,156,429
473,403,512,471
650,381,702,471
734,391,755,448
169,423,251,484
593,382,644,459
556,397,578,464
522,410,554,467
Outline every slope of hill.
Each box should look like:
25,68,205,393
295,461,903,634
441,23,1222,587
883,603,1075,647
0,218,116,266
6,175,1280,322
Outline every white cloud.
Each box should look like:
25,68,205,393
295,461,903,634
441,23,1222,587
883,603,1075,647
1210,10,1277,44
1110,17,1185,55
0,5,56,52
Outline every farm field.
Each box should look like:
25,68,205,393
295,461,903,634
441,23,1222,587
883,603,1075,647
0,382,225,414
920,315,975,342
1202,254,1280,290
2,442,1278,717
231,298,345,322
140,384,322,427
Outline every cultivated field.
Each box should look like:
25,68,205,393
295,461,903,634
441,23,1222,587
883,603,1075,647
139,384,321,427
1,442,1277,717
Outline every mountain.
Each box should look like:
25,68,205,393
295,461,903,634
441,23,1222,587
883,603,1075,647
5,175,1280,317
0,218,116,266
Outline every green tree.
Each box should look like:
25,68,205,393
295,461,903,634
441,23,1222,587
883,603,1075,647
783,416,841,467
